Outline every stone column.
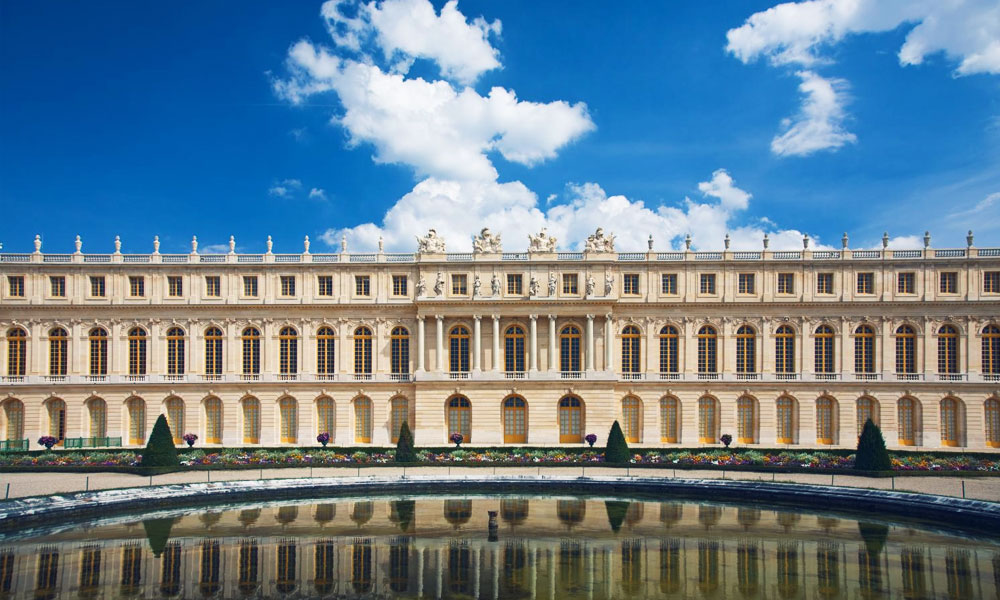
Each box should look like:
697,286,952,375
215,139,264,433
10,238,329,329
586,314,595,371
416,317,425,372
605,313,613,371
548,315,557,372
529,315,538,372
492,315,501,372
436,315,444,373
473,315,482,371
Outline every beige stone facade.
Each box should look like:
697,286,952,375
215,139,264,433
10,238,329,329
1,231,999,450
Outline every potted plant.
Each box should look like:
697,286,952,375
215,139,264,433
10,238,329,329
182,433,198,448
585,433,597,447
317,432,330,447
720,433,733,448
449,432,464,448
37,436,57,450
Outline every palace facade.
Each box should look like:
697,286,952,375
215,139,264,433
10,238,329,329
1,228,999,450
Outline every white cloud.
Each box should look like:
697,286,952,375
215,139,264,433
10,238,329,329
269,186,289,198
697,168,751,210
309,188,327,200
771,71,856,156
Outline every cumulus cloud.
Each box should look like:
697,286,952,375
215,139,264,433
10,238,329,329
771,71,856,156
309,187,327,200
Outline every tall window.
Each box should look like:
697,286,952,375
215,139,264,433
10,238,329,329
622,274,639,295
242,276,258,297
276,543,297,595
622,396,641,443
354,327,373,374
563,273,579,294
355,275,371,296
204,276,220,297
447,396,472,442
204,327,223,376
167,275,183,297
279,397,297,443
737,397,756,444
90,275,106,297
661,273,677,294
777,273,794,294
317,326,336,375
898,272,915,294
50,275,65,297
449,326,470,372
895,326,916,373
940,397,960,446
854,325,875,373
660,397,679,443
390,327,409,374
814,325,835,373
128,327,147,375
735,326,756,373
621,325,641,373
659,326,679,373
243,397,260,444
166,397,184,444
88,397,107,438
280,275,296,296
776,397,795,444
816,273,833,294
317,275,333,296
559,325,581,372
699,274,716,294
88,327,108,376
558,396,582,443
316,397,334,440
506,274,523,295
3,399,24,441
856,273,874,294
204,397,222,444
279,327,298,375
166,327,185,375
939,272,957,294
775,326,795,373
984,325,1000,375
241,327,260,375
451,274,468,295
127,397,145,445
738,273,755,294
354,397,372,443
937,325,959,374
6,328,26,377
47,398,66,442
856,397,878,435
697,326,717,373
49,327,67,376
504,325,526,372
503,396,527,443
985,271,1000,293
390,397,409,443
129,276,145,297
816,397,835,445
392,275,408,296
898,397,917,445
698,397,718,443
985,397,1000,448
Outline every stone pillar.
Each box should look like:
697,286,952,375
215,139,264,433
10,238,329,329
473,315,482,371
492,315,501,372
548,315,557,372
529,315,538,372
436,315,444,373
586,314,595,371
605,313,614,371
416,317,425,372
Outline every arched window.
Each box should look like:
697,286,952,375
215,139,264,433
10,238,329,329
390,397,409,443
6,328,26,377
737,396,756,444
49,327,68,376
897,397,917,445
88,327,107,376
390,326,409,374
204,327,223,376
316,397,335,440
659,326,679,374
503,396,527,443
560,325,581,372
854,326,875,374
166,327,185,375
856,397,878,437
353,326,372,374
2,399,24,441
165,397,184,444
86,397,106,439
660,397,679,443
127,397,145,445
895,325,916,374
983,325,1000,375
279,327,298,375
354,397,372,443
697,326,717,373
816,397,836,445
449,326,470,372
622,396,641,442
621,326,641,373
938,326,959,374
775,326,795,374
814,325,835,374
986,398,1000,448
736,326,756,374
279,397,297,443
242,397,260,444
557,499,585,527
316,326,336,375
698,397,718,443
558,396,582,443
241,327,260,376
776,397,796,444
204,397,222,444
940,397,960,447
447,396,472,442
128,327,147,376
504,326,526,373
46,398,66,442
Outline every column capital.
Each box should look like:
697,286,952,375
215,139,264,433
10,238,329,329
547,314,556,321
529,314,538,322
491,313,501,321
605,313,613,321
586,314,595,321
473,315,482,322
416,315,425,322
435,315,444,322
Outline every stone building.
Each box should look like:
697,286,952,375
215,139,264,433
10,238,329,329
0,228,998,450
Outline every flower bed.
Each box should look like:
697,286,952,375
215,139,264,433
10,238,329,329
0,448,997,472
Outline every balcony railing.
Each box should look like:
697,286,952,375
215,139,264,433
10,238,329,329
895,373,923,381
504,371,526,380
697,373,720,380
853,373,881,381
0,439,28,452
63,436,122,449
774,373,799,381
389,373,411,382
659,372,681,380
353,373,373,381
449,372,470,380
735,373,759,381
620,372,645,380
937,373,967,381
560,371,583,379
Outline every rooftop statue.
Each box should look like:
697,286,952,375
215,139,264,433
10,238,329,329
472,227,502,254
417,229,447,254
585,227,616,253
527,228,557,253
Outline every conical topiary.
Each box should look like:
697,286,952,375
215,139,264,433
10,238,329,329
604,420,630,465
142,517,176,557
605,500,629,532
395,421,417,463
854,419,892,471
141,414,179,468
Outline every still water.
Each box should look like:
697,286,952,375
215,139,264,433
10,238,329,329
1,495,997,599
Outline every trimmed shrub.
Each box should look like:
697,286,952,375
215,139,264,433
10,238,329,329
395,421,417,463
604,420,630,464
605,500,629,532
143,517,176,557
140,415,179,468
854,419,892,471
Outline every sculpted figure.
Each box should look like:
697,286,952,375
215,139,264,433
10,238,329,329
604,273,614,296
417,229,447,253
416,276,426,297
433,272,445,296
527,228,557,253
529,276,539,296
586,274,596,297
491,273,501,296
472,227,502,253
473,275,482,297
548,272,557,296
585,227,616,253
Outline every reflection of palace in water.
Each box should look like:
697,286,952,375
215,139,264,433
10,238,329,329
1,497,997,599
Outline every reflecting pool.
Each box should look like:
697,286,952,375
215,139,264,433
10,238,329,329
1,495,998,599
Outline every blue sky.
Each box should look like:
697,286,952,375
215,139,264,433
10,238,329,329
1,0,998,253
